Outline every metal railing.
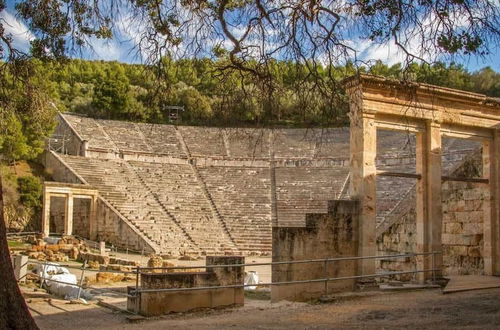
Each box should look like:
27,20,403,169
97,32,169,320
19,251,441,313
131,251,441,295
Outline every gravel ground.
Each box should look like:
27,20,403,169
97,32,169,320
28,286,500,329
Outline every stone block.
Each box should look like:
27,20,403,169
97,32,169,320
444,245,468,256
442,234,481,246
445,223,462,234
462,223,483,235
468,246,482,258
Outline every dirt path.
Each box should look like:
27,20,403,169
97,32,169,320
29,287,500,329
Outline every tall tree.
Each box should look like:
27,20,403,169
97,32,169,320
0,177,39,329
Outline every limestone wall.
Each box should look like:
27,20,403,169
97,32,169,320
72,198,91,238
442,181,486,275
52,114,85,156
271,200,358,302
44,151,85,184
377,155,487,276
95,198,157,254
49,196,66,234
132,256,244,316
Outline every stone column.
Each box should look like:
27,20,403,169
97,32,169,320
416,121,443,280
41,188,51,237
13,255,28,283
81,140,89,157
415,131,428,283
64,193,74,236
424,122,443,278
89,195,98,240
349,109,377,276
483,131,500,275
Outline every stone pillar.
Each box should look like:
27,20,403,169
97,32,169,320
13,255,28,283
99,241,108,256
415,131,427,283
81,140,89,157
483,131,500,275
349,109,377,276
41,189,51,237
416,121,443,281
89,196,98,240
427,122,443,277
64,193,74,236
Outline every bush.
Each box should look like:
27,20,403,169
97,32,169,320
17,176,42,209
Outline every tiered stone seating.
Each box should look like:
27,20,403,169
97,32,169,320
197,166,272,252
99,120,151,152
225,128,270,158
273,129,316,158
136,123,186,157
313,128,350,158
57,113,482,255
128,161,236,254
275,167,349,227
177,126,227,157
63,114,117,150
59,155,195,254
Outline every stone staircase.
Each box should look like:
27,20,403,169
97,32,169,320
189,163,239,252
197,166,272,254
60,155,196,255
128,161,238,255
123,160,201,254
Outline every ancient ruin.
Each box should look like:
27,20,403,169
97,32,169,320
41,75,499,282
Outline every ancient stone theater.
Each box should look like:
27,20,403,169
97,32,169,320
42,75,500,277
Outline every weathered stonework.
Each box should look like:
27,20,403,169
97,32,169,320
129,256,244,316
377,156,488,276
271,200,359,302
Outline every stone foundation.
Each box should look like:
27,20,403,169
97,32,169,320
129,256,244,316
377,156,486,276
271,200,358,302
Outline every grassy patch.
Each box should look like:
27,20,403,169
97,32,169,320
244,289,271,300
8,240,29,248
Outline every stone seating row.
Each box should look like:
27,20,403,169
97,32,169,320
61,155,201,254
127,161,237,252
197,166,272,252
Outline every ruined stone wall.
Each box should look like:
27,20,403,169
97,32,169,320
72,198,90,238
44,151,85,184
133,256,244,316
271,200,358,302
95,198,156,254
49,197,65,234
377,155,486,276
442,181,486,275
53,114,85,156
376,208,417,280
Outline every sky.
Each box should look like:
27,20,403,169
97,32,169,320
1,3,499,72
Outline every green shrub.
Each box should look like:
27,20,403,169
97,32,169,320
17,176,42,209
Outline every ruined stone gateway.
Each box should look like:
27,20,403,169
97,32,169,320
42,75,500,278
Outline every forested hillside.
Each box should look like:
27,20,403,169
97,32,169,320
36,59,500,128
1,58,499,165
1,59,499,232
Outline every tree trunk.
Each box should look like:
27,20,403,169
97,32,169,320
0,177,39,329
